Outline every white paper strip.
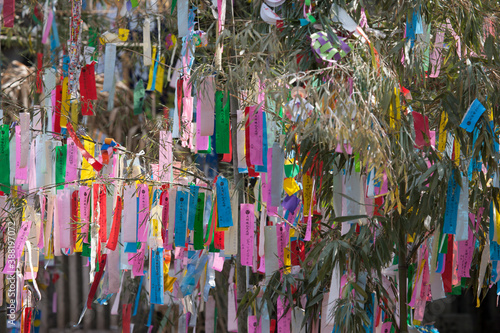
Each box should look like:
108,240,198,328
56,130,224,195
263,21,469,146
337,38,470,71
143,18,152,66
122,184,137,243
264,225,278,282
455,176,469,241
102,43,117,92
177,0,189,38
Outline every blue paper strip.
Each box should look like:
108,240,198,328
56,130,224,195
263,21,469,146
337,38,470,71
443,173,460,234
491,242,500,261
132,275,144,316
468,126,482,180
436,253,445,273
187,185,199,230
124,242,138,253
174,190,189,247
151,248,164,304
460,99,486,132
216,177,233,228
255,112,268,172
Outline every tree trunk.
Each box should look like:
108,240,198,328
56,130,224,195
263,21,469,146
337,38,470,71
398,239,408,333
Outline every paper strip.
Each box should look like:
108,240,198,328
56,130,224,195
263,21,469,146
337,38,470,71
443,173,460,235
57,189,71,249
216,177,233,228
240,204,255,267
102,43,117,92
460,99,486,132
143,18,152,66
215,91,230,154
270,143,285,207
174,190,188,247
248,106,263,166
137,184,150,243
122,185,137,243
151,248,164,304
198,77,215,136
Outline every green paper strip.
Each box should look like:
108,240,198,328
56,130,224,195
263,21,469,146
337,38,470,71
134,80,146,115
55,145,67,190
215,91,230,154
307,14,316,23
193,193,205,250
131,0,139,8
0,125,10,194
284,164,299,178
305,0,311,5
171,0,178,15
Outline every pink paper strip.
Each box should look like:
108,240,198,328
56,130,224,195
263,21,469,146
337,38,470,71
137,184,150,243
240,203,255,267
457,213,476,278
38,195,46,249
196,98,209,151
15,220,31,260
15,126,27,181
212,252,225,272
266,148,273,207
57,189,71,249
65,137,79,184
248,315,262,333
79,186,91,242
41,10,54,44
381,322,392,333
130,242,146,276
429,26,445,78
276,223,288,268
248,106,263,166
198,77,215,136
277,296,291,333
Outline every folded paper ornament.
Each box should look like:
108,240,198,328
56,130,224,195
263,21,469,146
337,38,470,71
260,3,281,25
264,0,286,7
311,31,352,63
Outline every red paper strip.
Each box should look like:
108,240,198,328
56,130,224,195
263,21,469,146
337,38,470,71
23,307,32,333
122,304,132,333
80,63,97,116
214,230,225,250
36,53,43,94
3,0,15,28
86,254,107,309
66,123,103,172
442,234,454,293
106,196,122,251
412,111,430,148
99,184,107,243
